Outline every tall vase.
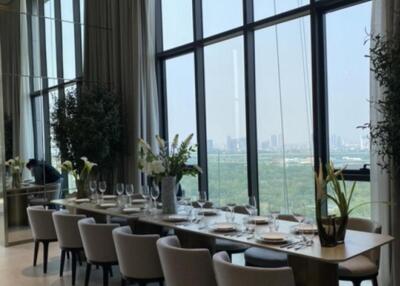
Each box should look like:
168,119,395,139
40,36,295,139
76,179,87,199
12,172,21,188
161,176,177,214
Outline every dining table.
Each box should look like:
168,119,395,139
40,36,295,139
52,198,394,286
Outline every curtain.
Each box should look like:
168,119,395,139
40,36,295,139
370,1,400,285
84,0,159,191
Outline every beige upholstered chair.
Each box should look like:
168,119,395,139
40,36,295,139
78,217,119,286
213,251,296,286
339,217,382,286
244,214,297,268
157,235,217,286
53,211,86,285
27,206,58,273
113,226,163,286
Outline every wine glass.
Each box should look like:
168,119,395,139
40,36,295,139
116,183,125,207
198,191,207,216
98,181,107,202
89,180,97,201
291,201,306,238
126,184,134,207
245,195,257,216
269,204,281,230
151,184,160,209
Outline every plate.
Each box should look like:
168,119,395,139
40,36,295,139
131,199,147,204
75,198,90,203
122,207,141,214
248,216,270,224
294,224,318,234
198,208,218,216
98,203,117,208
256,232,287,244
103,195,117,200
163,215,188,222
210,223,237,232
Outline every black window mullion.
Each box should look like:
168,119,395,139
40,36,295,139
73,0,83,77
243,0,259,209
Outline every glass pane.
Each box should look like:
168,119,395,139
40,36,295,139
204,36,247,206
202,0,243,37
255,16,314,216
44,0,57,86
326,2,372,169
162,0,193,50
165,54,198,198
254,0,309,21
61,0,76,80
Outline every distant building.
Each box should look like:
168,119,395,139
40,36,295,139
226,136,247,152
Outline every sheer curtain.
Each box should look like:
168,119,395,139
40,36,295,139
84,0,159,191
370,0,400,285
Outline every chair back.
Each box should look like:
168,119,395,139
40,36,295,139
277,214,297,222
113,226,163,279
157,236,217,286
45,178,64,200
213,251,295,286
27,206,57,241
53,211,85,249
348,217,382,266
78,217,119,263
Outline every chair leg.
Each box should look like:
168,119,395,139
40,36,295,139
109,266,113,277
372,277,379,286
121,278,126,286
43,241,49,274
71,251,77,285
77,251,82,266
85,263,92,286
66,251,70,260
352,280,361,286
33,241,39,266
159,281,163,286
102,265,109,286
60,250,66,277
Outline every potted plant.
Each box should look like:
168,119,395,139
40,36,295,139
5,156,24,188
315,161,366,246
138,134,202,214
61,157,97,198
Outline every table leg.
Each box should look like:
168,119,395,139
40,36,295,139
288,255,338,286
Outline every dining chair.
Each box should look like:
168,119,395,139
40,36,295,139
244,214,297,268
215,205,249,258
113,226,164,286
53,211,86,285
338,217,382,286
26,206,58,273
78,217,119,286
156,235,218,286
213,251,296,286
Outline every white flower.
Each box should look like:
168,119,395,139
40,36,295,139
183,133,194,146
150,160,166,174
171,134,179,149
143,161,153,174
156,135,165,149
14,166,20,171
80,156,88,162
8,159,15,165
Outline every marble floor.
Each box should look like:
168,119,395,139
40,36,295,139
0,242,369,286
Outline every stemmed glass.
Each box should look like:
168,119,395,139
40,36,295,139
269,204,281,231
116,183,125,207
151,183,160,210
245,196,257,216
125,184,134,207
291,201,306,239
198,191,207,217
89,180,97,202
141,185,150,212
99,181,107,203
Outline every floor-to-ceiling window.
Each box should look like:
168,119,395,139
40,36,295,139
157,0,372,216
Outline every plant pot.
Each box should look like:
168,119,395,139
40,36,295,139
12,172,21,188
76,179,87,199
317,215,348,247
161,176,177,214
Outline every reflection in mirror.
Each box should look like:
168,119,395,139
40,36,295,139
0,0,86,245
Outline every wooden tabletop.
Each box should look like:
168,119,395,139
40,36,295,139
52,199,394,264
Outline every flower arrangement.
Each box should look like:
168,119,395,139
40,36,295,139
5,156,24,188
138,134,202,182
61,157,97,198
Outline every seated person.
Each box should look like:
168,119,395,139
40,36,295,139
26,159,61,185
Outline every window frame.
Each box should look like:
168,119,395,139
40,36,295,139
156,0,371,206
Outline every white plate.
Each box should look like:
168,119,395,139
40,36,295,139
103,195,117,200
163,215,188,222
75,198,90,203
256,232,287,244
98,203,117,208
248,216,270,224
294,224,318,234
132,199,147,204
210,223,237,232
198,208,218,216
122,207,141,214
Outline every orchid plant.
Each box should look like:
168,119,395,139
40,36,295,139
138,134,202,183
5,156,24,175
61,157,97,183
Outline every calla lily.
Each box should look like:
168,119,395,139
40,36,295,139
172,134,179,149
156,135,165,149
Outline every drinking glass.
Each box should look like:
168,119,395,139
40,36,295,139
198,191,207,217
126,184,134,207
151,184,160,209
291,201,306,238
269,204,281,230
89,180,97,201
245,196,257,216
116,183,125,207
99,181,107,202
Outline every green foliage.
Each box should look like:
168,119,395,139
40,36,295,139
51,85,122,174
364,34,400,171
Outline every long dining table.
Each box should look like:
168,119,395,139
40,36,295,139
52,198,394,286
